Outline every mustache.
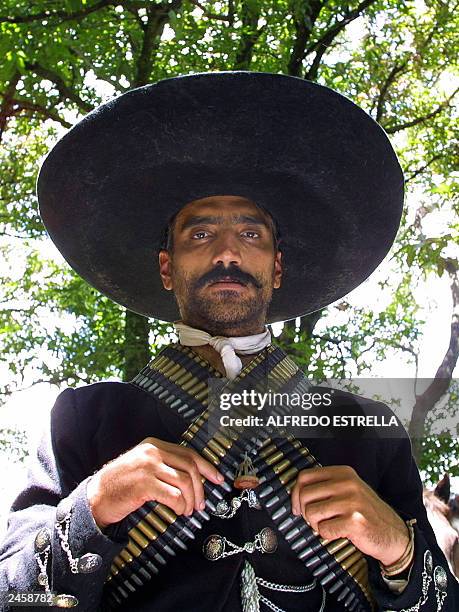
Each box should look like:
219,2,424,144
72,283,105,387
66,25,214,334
194,264,262,290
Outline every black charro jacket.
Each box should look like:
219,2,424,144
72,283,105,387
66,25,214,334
1,379,458,611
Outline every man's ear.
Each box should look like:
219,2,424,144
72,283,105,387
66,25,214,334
273,250,282,289
159,250,173,290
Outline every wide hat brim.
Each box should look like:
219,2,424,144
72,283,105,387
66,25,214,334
37,71,404,323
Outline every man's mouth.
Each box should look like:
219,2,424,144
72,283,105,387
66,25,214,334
208,277,247,288
211,276,245,285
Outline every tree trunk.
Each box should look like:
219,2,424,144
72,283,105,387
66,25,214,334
233,0,261,70
277,310,324,358
121,3,184,382
408,259,459,463
123,310,151,381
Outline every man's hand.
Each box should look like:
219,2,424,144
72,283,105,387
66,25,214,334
290,465,410,567
87,437,225,530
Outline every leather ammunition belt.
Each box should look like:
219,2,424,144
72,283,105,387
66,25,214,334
102,343,374,611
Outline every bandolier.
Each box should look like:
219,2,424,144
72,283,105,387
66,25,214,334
102,343,375,612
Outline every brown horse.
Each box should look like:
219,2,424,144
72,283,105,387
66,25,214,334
423,474,459,579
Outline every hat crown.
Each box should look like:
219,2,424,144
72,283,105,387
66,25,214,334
38,71,404,322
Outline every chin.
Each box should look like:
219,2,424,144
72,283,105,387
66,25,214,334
202,302,268,328
183,290,271,328
207,307,254,324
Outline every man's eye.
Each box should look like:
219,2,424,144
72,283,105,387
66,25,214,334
242,230,259,239
192,231,209,239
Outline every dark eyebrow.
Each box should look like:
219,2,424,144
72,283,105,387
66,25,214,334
178,214,270,232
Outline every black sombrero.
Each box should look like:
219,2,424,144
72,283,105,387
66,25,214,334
37,71,404,323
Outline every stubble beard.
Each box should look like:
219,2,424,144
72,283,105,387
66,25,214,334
172,271,274,335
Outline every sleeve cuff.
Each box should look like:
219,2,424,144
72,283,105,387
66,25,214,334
55,476,129,565
368,524,437,609
381,565,413,595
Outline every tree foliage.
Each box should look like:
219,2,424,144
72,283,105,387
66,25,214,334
0,0,458,473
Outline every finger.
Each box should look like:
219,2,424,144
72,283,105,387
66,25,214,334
295,466,337,487
294,480,340,508
292,466,359,515
291,469,318,515
316,516,348,541
290,479,301,516
161,451,206,511
291,468,329,513
150,439,225,485
301,497,345,532
148,478,187,516
182,448,225,485
156,464,196,515
186,460,207,512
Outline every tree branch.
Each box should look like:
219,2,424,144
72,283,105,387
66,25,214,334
375,61,408,122
312,332,347,376
3,374,90,394
67,47,130,93
385,87,459,134
124,4,146,28
0,230,31,239
188,0,231,21
304,36,338,81
405,152,445,183
374,20,443,123
134,1,183,87
355,338,377,359
24,62,94,113
233,0,263,70
0,0,115,24
409,258,459,460
288,0,323,77
228,0,235,27
6,98,71,128
304,0,379,81
413,203,432,231
0,70,21,143
299,310,324,337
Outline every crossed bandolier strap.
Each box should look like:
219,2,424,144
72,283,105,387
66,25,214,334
102,344,374,612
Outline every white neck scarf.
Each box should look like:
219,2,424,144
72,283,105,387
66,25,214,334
174,322,272,380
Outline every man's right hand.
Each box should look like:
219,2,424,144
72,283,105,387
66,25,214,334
86,437,225,529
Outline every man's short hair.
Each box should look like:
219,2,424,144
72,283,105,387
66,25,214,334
158,202,282,254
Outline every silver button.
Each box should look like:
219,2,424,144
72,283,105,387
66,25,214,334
56,498,73,523
434,566,447,591
52,594,79,608
425,549,433,574
34,528,50,553
259,527,277,554
77,552,103,573
203,535,225,561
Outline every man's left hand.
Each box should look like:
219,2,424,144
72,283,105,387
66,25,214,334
290,465,410,566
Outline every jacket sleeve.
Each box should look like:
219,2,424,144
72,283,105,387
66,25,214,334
0,387,129,611
368,424,459,611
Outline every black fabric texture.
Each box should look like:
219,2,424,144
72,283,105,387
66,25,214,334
37,72,404,323
1,380,458,611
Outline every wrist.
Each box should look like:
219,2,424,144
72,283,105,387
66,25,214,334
378,524,410,567
379,519,416,577
87,474,109,530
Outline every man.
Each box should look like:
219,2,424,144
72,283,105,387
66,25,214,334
0,72,457,611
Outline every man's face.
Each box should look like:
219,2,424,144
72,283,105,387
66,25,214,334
158,195,282,334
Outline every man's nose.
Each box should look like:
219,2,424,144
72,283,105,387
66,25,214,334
211,231,242,267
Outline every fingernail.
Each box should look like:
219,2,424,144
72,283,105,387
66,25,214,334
292,506,298,516
217,473,224,482
199,500,206,510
